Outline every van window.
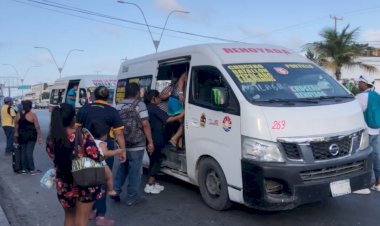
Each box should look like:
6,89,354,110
50,89,65,105
116,75,152,104
87,87,115,104
223,62,353,106
189,66,239,115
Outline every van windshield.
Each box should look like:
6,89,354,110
223,62,353,105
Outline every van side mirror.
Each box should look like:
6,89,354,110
211,87,229,107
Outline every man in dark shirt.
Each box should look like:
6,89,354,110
76,86,126,226
144,90,184,194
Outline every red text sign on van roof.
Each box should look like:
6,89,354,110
222,48,290,55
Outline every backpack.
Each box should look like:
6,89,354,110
363,90,380,129
119,100,145,147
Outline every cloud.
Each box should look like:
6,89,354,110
26,53,55,66
238,26,274,43
154,0,186,12
100,25,122,38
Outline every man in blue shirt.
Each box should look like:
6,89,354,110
66,85,78,107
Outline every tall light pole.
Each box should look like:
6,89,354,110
20,65,40,99
2,64,19,96
34,47,83,78
117,1,157,52
157,10,189,52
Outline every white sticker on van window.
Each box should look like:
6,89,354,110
227,64,276,83
289,85,326,98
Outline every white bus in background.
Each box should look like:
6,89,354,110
116,43,372,211
49,75,117,110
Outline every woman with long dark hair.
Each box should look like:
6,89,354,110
14,100,42,174
46,103,103,226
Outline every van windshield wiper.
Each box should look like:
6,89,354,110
316,95,354,102
256,99,319,105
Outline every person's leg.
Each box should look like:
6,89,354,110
170,123,184,148
104,166,116,195
147,145,162,185
94,139,115,217
3,126,15,153
126,149,144,203
20,143,28,172
370,135,380,186
113,161,128,196
63,207,76,226
75,201,94,226
26,141,37,171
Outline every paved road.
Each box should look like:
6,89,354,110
0,110,379,226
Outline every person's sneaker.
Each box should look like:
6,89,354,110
95,216,115,226
144,184,161,194
371,185,380,192
353,188,371,194
29,169,42,175
109,194,120,202
154,183,165,191
20,170,28,174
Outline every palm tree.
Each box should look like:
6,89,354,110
305,25,376,81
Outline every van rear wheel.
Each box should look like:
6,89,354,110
198,158,231,210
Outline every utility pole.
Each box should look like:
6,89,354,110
330,15,343,31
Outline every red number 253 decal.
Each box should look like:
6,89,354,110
272,120,286,130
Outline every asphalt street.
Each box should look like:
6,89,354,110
0,110,379,226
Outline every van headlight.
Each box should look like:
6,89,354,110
359,129,369,151
242,136,284,162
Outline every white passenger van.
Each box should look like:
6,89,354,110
116,43,372,211
49,75,117,110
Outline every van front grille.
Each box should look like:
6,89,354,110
300,161,365,181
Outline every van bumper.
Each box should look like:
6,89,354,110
241,151,373,211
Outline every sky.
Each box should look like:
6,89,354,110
0,0,380,96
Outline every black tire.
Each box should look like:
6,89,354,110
198,158,232,210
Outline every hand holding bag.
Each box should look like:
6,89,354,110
71,128,106,187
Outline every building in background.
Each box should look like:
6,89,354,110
23,83,50,108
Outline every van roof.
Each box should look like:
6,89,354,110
55,74,116,81
121,43,308,66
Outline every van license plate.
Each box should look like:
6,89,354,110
330,179,351,197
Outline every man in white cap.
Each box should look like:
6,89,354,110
354,75,380,194
1,97,16,155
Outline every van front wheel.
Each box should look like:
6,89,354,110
198,158,231,210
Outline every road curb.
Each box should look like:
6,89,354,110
0,205,10,226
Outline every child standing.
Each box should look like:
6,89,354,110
89,121,122,196
144,90,185,194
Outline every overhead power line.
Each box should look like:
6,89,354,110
15,0,241,43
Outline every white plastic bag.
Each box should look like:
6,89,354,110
40,168,56,189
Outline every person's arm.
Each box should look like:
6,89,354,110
159,85,172,101
112,108,126,162
99,142,122,157
14,113,20,143
167,110,185,123
32,113,43,144
142,118,154,153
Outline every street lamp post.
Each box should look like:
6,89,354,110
117,1,189,53
117,1,156,52
20,65,40,99
34,47,83,78
2,64,19,96
157,10,189,51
